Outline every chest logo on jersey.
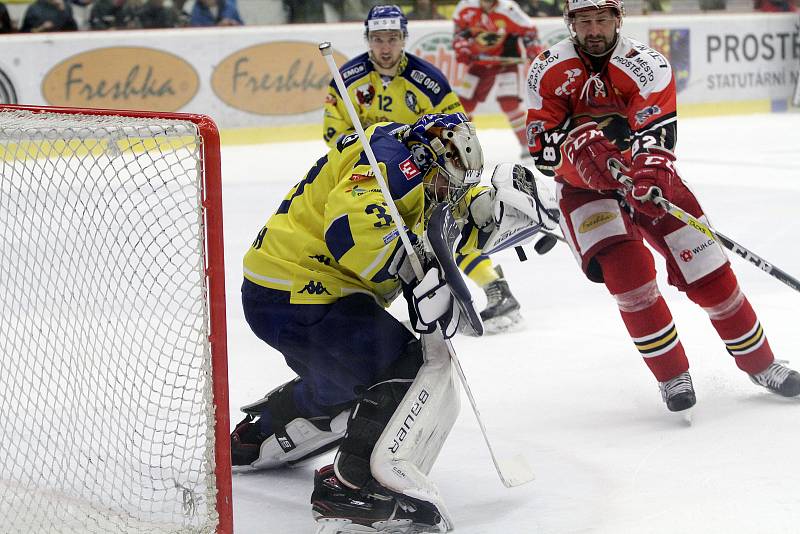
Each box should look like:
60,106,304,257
399,156,421,180
555,68,582,97
578,211,618,233
356,83,375,106
405,90,419,113
409,70,441,95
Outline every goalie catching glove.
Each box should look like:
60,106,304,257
481,163,560,255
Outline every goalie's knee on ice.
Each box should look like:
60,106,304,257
231,378,350,470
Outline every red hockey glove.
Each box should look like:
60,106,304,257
561,122,624,192
453,36,473,64
628,147,678,218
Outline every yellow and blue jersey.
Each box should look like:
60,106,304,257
323,52,466,148
244,123,431,306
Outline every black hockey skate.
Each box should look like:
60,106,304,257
658,371,696,412
749,361,800,397
312,464,443,534
479,265,523,335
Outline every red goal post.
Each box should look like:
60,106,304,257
0,104,232,533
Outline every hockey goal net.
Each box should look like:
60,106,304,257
0,105,232,533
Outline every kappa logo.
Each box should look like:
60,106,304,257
555,68,582,97
578,211,618,233
399,156,421,180
298,281,331,295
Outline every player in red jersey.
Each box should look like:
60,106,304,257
524,0,800,412
452,0,541,158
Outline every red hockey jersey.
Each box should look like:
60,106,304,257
453,0,538,63
525,36,678,188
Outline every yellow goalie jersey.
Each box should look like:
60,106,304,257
244,123,429,306
323,52,465,148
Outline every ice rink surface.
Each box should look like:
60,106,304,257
221,113,800,534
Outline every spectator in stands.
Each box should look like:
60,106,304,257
0,1,15,32
20,0,78,32
283,0,325,22
136,0,180,27
407,0,444,19
89,0,137,28
754,0,796,10
190,0,243,26
518,0,561,16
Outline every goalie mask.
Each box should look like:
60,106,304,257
564,0,624,57
402,113,484,209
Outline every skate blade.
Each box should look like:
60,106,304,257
315,518,418,534
481,311,525,335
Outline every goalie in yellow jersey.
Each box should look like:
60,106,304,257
325,4,528,335
232,112,559,533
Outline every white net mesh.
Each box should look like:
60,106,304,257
0,109,220,533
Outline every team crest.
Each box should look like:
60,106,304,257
649,29,691,93
634,105,662,125
526,120,545,146
404,90,419,113
356,83,375,106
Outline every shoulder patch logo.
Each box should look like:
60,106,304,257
342,63,366,81
399,156,421,180
634,105,662,125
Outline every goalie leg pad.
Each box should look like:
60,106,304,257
334,341,424,489
249,411,349,470
232,378,350,470
369,333,461,532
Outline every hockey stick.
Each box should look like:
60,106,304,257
476,54,526,65
320,42,535,488
608,159,800,293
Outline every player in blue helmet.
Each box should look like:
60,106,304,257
364,4,408,39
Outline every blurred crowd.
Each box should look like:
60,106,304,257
0,0,795,34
